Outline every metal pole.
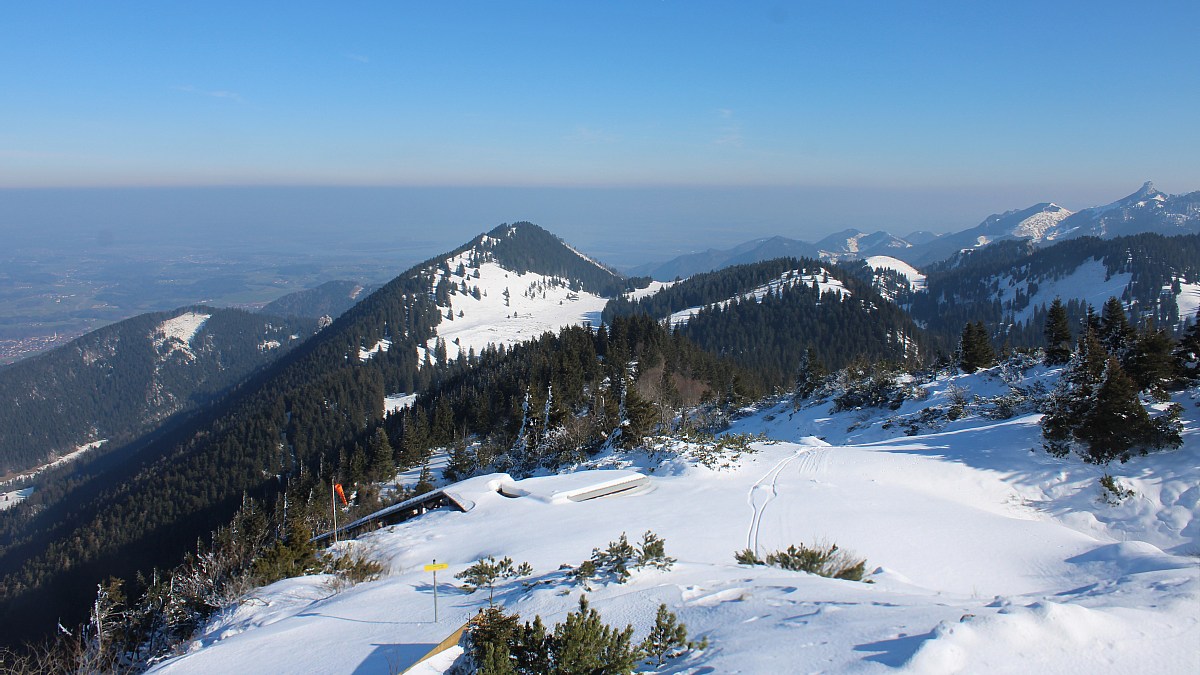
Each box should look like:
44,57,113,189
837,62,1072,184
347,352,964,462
332,477,338,545
433,559,439,622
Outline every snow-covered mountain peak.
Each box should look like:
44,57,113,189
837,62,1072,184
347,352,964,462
1012,202,1073,241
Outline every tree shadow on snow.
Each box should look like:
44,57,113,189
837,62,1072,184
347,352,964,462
352,642,436,674
852,630,935,667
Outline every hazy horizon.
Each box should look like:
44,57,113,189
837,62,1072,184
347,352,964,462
2,1,1197,265
3,180,1189,269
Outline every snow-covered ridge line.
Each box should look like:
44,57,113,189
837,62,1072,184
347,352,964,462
670,268,848,327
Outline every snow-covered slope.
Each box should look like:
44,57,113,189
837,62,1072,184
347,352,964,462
996,258,1133,323
421,258,607,363
152,311,210,362
151,367,1200,674
366,223,624,409
865,255,926,291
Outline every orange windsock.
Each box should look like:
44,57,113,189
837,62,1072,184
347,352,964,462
334,483,348,505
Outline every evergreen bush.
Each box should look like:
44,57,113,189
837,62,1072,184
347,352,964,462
737,541,867,581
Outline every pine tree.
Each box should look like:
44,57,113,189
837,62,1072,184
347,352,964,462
1041,328,1108,457
1043,298,1073,365
641,604,691,665
551,596,638,674
1126,322,1177,396
366,428,395,483
1098,297,1135,357
959,321,996,373
1174,311,1200,382
793,346,827,401
1077,357,1154,464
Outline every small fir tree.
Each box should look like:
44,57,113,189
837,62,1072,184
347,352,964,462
1077,357,1154,464
1126,322,1177,397
1098,297,1135,357
1173,311,1200,382
959,321,996,373
1043,298,1073,365
640,604,693,665
551,596,638,675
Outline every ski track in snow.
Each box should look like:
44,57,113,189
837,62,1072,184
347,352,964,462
746,446,812,555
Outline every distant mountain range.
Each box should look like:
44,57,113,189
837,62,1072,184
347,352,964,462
631,182,1200,279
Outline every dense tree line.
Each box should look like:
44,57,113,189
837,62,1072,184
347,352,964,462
379,315,759,481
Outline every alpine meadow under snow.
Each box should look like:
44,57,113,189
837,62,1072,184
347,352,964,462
150,363,1200,674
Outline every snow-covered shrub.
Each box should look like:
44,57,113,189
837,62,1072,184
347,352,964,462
684,431,768,470
829,362,916,412
737,541,867,581
456,556,534,606
944,383,970,420
569,531,674,588
1099,474,1135,505
323,549,385,590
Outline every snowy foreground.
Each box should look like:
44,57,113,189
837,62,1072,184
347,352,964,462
152,370,1200,674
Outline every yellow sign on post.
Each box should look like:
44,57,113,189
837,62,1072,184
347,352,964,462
426,559,449,622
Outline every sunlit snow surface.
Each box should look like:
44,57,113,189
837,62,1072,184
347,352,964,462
379,256,609,410
996,259,1133,323
1174,282,1200,325
425,260,607,362
865,255,927,291
152,311,210,361
152,368,1200,675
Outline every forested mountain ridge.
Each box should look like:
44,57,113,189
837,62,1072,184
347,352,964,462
604,258,932,382
258,279,377,320
0,221,640,647
0,307,315,476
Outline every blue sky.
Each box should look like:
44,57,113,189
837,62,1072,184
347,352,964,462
2,1,1198,250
